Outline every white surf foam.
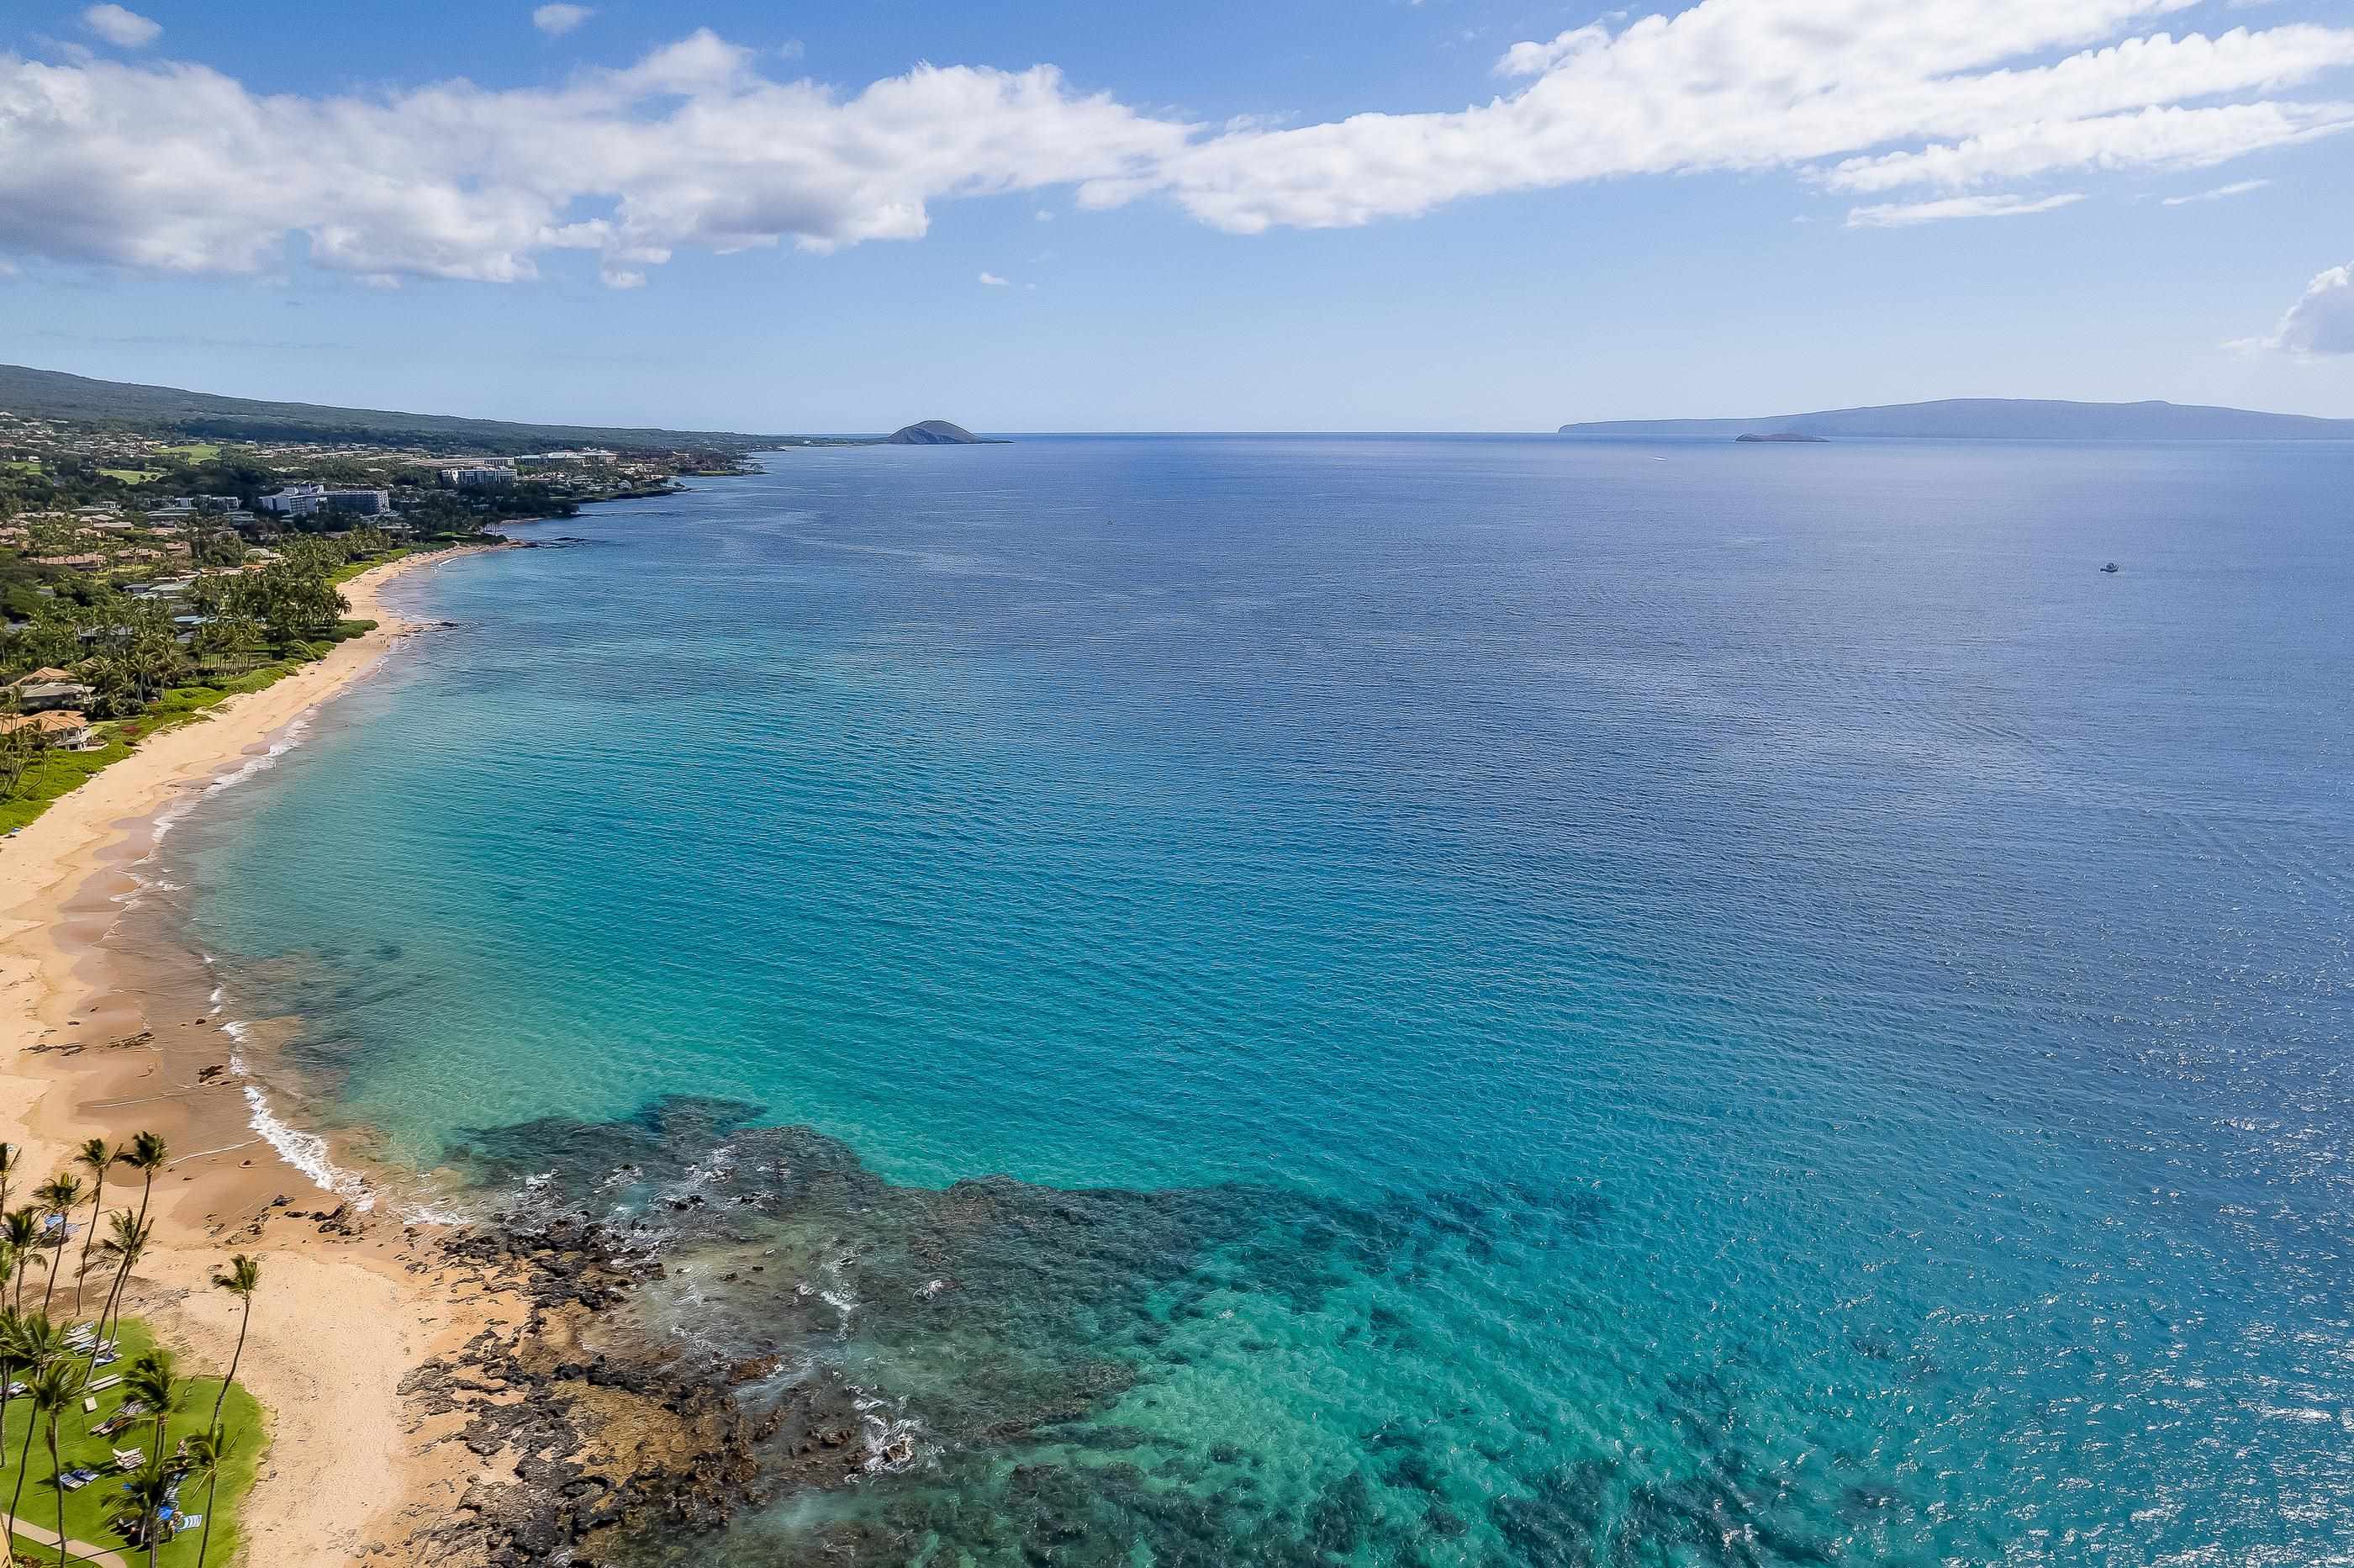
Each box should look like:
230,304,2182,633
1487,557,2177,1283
240,1082,376,1212
145,715,316,856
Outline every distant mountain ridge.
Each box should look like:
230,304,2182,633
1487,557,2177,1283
0,362,803,455
1559,398,2354,441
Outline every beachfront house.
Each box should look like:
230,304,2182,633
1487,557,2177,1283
8,668,97,712
0,710,94,750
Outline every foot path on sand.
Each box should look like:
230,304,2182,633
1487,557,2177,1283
9,1518,135,1568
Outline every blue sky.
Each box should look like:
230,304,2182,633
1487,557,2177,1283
5,0,2354,432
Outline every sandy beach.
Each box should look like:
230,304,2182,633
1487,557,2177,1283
0,548,511,1565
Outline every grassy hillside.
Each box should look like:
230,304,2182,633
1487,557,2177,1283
0,363,794,456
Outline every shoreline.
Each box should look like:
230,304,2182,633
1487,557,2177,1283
0,546,515,1565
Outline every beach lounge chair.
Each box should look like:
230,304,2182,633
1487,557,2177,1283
112,1447,143,1470
91,1407,142,1439
88,1373,123,1391
59,1469,98,1491
83,1395,98,1414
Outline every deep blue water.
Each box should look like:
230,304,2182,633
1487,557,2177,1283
173,436,2353,1564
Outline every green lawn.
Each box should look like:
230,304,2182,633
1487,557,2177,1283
156,445,221,462
0,1318,263,1567
1,459,39,473
97,470,163,485
329,546,414,584
0,733,133,836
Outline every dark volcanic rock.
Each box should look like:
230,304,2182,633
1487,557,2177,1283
399,1215,842,1567
413,1095,1621,1567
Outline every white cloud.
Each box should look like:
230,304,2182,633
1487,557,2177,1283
1,1,2349,288
1493,24,1610,78
531,4,594,37
1826,100,2354,194
1845,192,2086,226
0,34,1189,284
80,5,160,47
2244,261,2354,355
1105,5,2354,230
2161,177,2270,203
979,272,1010,286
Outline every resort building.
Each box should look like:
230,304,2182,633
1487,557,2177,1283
257,483,326,515
259,484,390,517
325,488,393,515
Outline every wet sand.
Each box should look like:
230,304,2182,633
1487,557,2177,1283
0,548,521,1565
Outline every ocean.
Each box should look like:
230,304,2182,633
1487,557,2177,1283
161,435,2354,1564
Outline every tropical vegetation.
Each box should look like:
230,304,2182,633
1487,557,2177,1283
0,527,398,836
0,1136,266,1567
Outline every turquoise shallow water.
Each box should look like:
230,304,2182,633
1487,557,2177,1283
170,436,2353,1563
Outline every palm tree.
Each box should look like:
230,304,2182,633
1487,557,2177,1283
3,1339,32,1534
114,1453,176,1568
182,1423,236,1568
207,1256,260,1430
29,1174,80,1316
125,632,188,706
71,1138,118,1318
80,1212,151,1396
80,654,135,720
0,1142,16,1217
28,1361,78,1568
0,1307,18,1477
119,1133,169,1237
3,1315,66,1542
1,1210,43,1313
124,1348,179,1458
